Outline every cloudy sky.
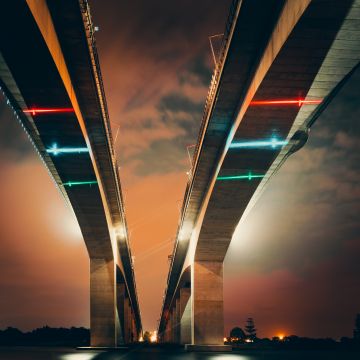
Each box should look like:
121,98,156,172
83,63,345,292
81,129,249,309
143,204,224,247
0,0,359,339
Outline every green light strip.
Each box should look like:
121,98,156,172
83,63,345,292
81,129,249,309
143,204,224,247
217,172,265,181
63,180,98,187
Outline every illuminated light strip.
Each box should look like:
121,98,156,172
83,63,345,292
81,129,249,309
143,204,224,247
23,108,74,115
63,181,97,187
217,172,265,181
230,138,288,149
250,99,322,107
46,144,89,155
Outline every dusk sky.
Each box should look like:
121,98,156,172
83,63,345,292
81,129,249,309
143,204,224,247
0,0,359,340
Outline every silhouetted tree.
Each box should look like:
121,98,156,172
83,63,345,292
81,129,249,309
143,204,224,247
245,318,257,341
0,326,89,346
354,314,360,340
230,327,245,342
143,331,151,343
0,327,23,345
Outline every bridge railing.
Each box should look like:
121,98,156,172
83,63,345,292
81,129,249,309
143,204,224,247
189,0,240,178
79,0,115,157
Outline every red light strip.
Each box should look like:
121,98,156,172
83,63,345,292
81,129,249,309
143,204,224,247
23,108,74,116
250,99,322,107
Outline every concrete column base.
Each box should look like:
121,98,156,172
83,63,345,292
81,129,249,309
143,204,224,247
192,261,224,345
90,258,116,347
180,289,191,344
185,344,232,352
116,283,125,346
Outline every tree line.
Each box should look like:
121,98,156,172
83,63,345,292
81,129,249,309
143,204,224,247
226,314,360,348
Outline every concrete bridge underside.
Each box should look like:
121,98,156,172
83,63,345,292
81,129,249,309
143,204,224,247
0,0,141,346
159,0,360,350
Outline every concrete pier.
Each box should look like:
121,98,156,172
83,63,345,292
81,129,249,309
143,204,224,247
90,258,116,347
179,288,191,344
192,261,224,345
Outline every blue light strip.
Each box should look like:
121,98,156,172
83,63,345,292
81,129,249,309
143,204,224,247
230,138,288,149
46,143,89,155
217,172,265,181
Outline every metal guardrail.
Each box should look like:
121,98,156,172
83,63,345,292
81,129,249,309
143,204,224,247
190,0,239,178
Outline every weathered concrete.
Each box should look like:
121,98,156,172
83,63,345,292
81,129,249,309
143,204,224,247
123,297,131,344
116,283,125,345
163,321,170,343
192,261,224,345
180,289,191,345
90,258,116,347
115,311,121,347
130,310,135,342
171,308,176,343
166,319,172,343
175,299,181,343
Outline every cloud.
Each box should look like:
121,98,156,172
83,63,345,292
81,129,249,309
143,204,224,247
158,92,204,115
116,55,209,176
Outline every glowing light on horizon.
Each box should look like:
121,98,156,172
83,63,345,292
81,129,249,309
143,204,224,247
278,334,285,340
250,99,322,107
217,172,265,181
46,143,89,155
63,180,97,187
150,330,158,343
23,107,74,116
230,137,288,149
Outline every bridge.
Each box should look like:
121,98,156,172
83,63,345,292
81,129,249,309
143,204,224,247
0,0,141,347
158,0,360,351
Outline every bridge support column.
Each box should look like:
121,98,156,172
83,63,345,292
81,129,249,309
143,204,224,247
175,298,181,343
163,321,168,342
171,308,176,342
179,288,191,345
130,309,135,343
116,283,125,346
166,318,171,342
132,316,138,342
90,258,116,347
123,297,131,343
186,260,230,351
